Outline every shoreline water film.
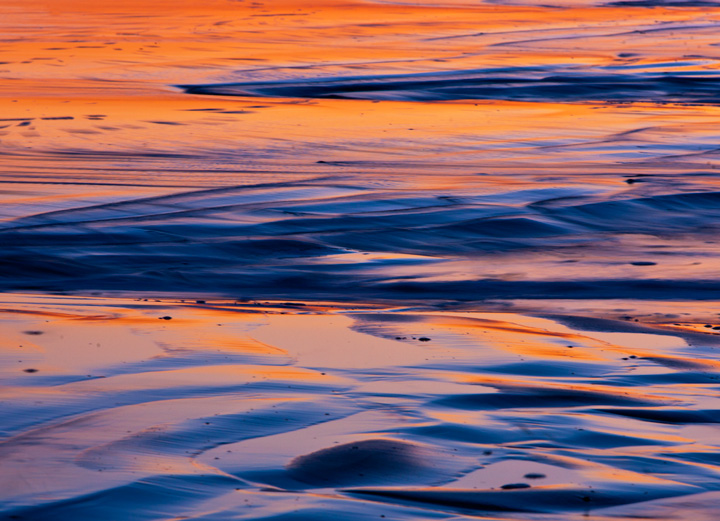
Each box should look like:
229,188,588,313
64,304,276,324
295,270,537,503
2,1,720,520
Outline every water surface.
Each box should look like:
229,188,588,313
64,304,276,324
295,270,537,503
2,295,720,520
2,0,720,300
2,1,720,519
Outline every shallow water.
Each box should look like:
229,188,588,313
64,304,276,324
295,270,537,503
2,1,720,519
2,0,720,300
3,295,720,520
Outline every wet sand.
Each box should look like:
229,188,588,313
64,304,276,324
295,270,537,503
3,0,720,519
3,294,720,520
2,0,720,300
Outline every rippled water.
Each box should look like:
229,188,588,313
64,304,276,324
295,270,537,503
2,0,720,299
2,0,720,519
3,295,720,520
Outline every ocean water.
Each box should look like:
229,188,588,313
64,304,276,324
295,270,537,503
2,0,720,519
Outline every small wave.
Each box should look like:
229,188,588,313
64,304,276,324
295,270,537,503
179,66,720,105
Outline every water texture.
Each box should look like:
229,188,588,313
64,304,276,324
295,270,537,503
180,66,720,104
2,1,720,520
1,0,720,300
2,295,720,521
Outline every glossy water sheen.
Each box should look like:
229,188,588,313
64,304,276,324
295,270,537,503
2,1,720,520
2,295,720,521
2,0,720,299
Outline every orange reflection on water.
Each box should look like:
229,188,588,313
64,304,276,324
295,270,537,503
3,0,720,515
2,0,720,189
1,295,720,518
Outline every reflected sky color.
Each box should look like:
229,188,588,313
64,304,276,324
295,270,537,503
3,1,720,519
2,295,720,519
2,0,720,300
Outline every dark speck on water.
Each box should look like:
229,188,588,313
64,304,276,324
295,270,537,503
501,483,531,490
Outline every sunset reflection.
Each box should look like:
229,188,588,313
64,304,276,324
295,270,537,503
3,0,720,518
